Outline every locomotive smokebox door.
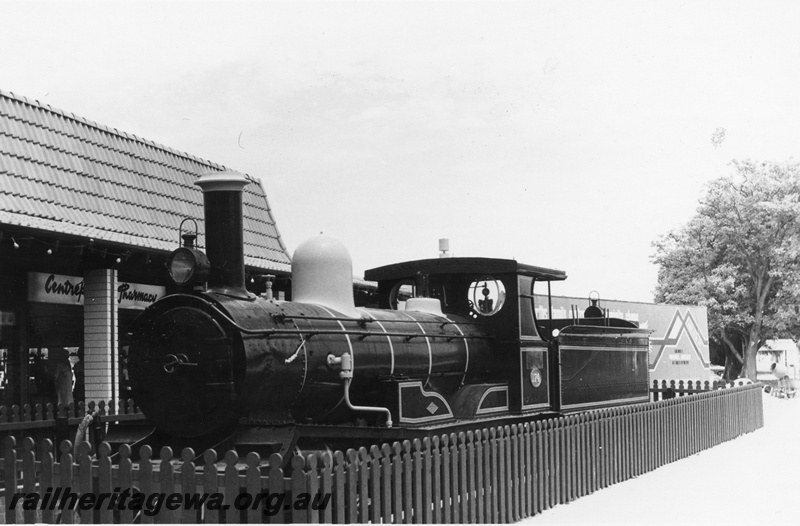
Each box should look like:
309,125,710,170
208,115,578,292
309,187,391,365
128,303,240,438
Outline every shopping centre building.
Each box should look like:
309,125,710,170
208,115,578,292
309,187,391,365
0,89,292,408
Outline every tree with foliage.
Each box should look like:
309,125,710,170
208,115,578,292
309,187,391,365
652,160,800,380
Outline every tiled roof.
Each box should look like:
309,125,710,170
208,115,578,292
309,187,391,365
0,89,291,272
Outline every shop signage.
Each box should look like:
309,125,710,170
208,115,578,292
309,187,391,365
27,273,165,310
116,282,165,310
28,272,84,305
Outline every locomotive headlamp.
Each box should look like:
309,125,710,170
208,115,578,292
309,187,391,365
167,247,211,286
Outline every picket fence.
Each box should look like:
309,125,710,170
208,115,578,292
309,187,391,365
650,379,722,400
650,378,758,401
0,400,146,453
2,384,763,524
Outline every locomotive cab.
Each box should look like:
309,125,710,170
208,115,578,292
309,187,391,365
365,257,651,416
365,258,567,416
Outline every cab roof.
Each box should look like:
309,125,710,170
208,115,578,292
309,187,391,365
364,257,567,282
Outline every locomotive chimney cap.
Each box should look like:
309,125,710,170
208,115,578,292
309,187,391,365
195,170,250,193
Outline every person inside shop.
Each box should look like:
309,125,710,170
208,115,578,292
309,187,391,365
70,349,84,402
48,346,74,407
119,345,132,400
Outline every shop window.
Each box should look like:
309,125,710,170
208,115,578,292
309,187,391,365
28,347,80,407
0,348,7,404
28,348,51,406
69,347,84,403
0,317,15,406
119,344,132,401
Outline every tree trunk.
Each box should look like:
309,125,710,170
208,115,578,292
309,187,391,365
723,354,742,380
719,327,744,380
742,336,759,380
744,273,771,380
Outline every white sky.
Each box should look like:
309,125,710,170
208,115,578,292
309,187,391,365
3,0,799,302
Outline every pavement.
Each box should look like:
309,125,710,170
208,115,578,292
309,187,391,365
527,392,799,525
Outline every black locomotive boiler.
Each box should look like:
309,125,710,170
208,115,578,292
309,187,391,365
126,171,650,458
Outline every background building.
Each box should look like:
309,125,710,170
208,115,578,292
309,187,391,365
0,89,291,407
535,294,713,383
757,339,800,381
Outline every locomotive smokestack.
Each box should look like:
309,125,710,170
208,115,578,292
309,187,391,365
195,171,252,299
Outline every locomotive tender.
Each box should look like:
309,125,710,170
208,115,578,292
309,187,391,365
127,171,650,457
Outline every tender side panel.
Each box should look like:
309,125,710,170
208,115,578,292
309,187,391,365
558,331,650,411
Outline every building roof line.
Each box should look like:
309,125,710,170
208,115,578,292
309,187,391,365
0,89,292,270
0,88,228,174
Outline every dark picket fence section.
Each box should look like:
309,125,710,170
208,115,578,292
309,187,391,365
650,378,755,401
0,400,147,457
651,379,719,400
1,385,763,524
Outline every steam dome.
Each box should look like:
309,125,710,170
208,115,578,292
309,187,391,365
292,235,360,318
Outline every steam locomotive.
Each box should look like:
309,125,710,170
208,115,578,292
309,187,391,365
126,171,650,458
